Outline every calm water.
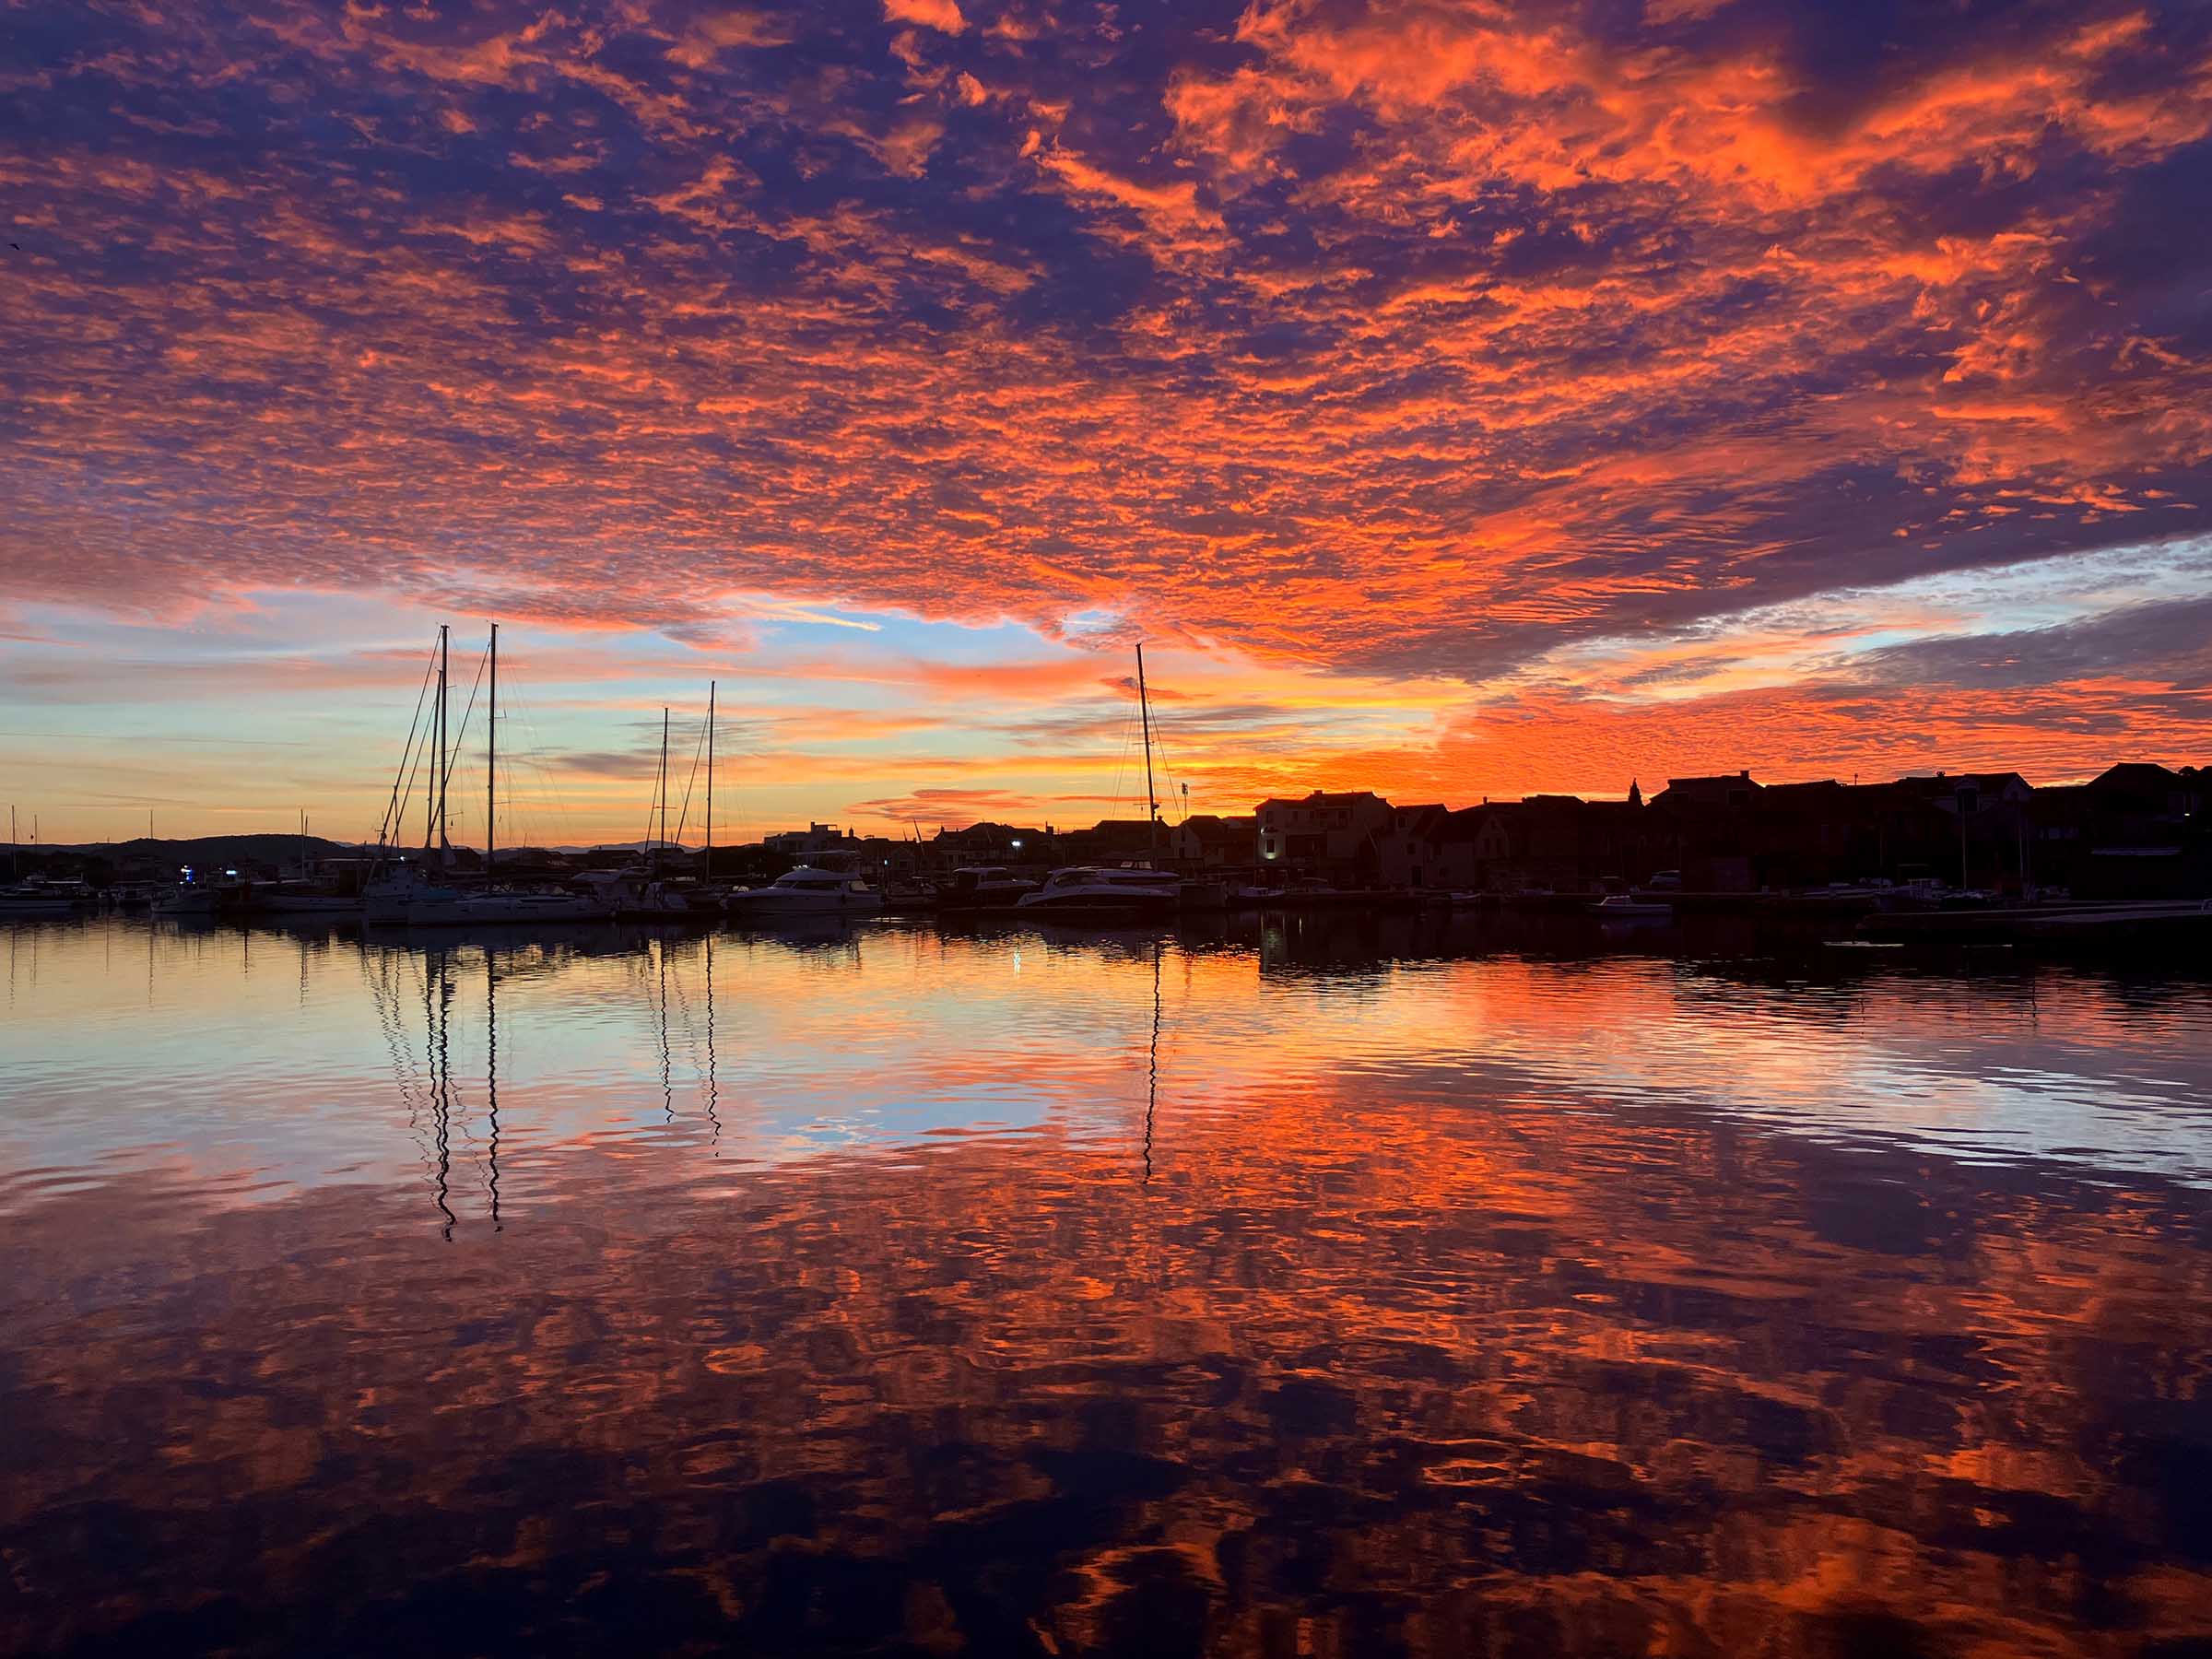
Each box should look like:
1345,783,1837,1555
4,914,2211,1656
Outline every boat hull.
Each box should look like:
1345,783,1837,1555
406,896,610,925
1015,894,1179,917
935,892,1036,912
726,894,884,915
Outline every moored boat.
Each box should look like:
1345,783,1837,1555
248,880,362,916
935,865,1039,912
405,888,612,926
1590,894,1673,919
1016,865,1180,917
152,884,226,916
0,880,88,917
572,868,701,920
725,867,884,916
1176,877,1229,911
363,863,451,924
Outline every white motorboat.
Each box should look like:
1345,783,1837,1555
725,867,884,916
363,863,453,924
405,888,611,926
571,869,700,919
1015,866,1181,917
1590,894,1672,919
368,865,606,926
153,882,230,916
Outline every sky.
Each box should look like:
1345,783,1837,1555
3,0,2209,846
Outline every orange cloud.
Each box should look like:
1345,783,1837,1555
883,0,966,37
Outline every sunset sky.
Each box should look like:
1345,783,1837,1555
5,0,2209,845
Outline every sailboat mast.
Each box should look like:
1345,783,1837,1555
424,627,443,854
487,621,498,875
704,680,715,879
655,708,669,877
1136,641,1159,858
437,624,451,858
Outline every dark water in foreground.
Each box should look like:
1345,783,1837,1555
4,914,2211,1657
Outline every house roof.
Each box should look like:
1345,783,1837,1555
1390,805,1454,842
2090,762,2185,790
1896,771,2032,797
1178,814,1255,845
1258,789,1391,810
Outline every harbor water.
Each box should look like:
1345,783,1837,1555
4,913,2210,1655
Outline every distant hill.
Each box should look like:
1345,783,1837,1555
51,834,367,866
19,834,709,870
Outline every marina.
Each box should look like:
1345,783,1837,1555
18,630,2200,955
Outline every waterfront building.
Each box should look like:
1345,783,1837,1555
1255,790,1395,877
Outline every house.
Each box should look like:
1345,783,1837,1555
2032,763,2210,898
929,822,1051,867
1895,771,2034,815
854,836,924,878
1577,797,1664,887
1742,780,1888,888
1167,814,1258,869
1375,805,1458,888
1456,798,1589,893
763,822,858,857
1885,772,2036,889
2083,762,2206,822
1255,791,1395,877
1056,818,1160,865
1371,791,1675,892
1652,771,1763,811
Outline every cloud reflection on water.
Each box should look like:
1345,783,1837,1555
1,917,2209,1654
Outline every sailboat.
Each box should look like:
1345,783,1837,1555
1018,643,1184,919
363,625,460,923
369,625,611,926
686,680,729,916
418,624,610,924
599,706,705,920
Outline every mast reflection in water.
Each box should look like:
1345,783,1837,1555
3,914,2210,1656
